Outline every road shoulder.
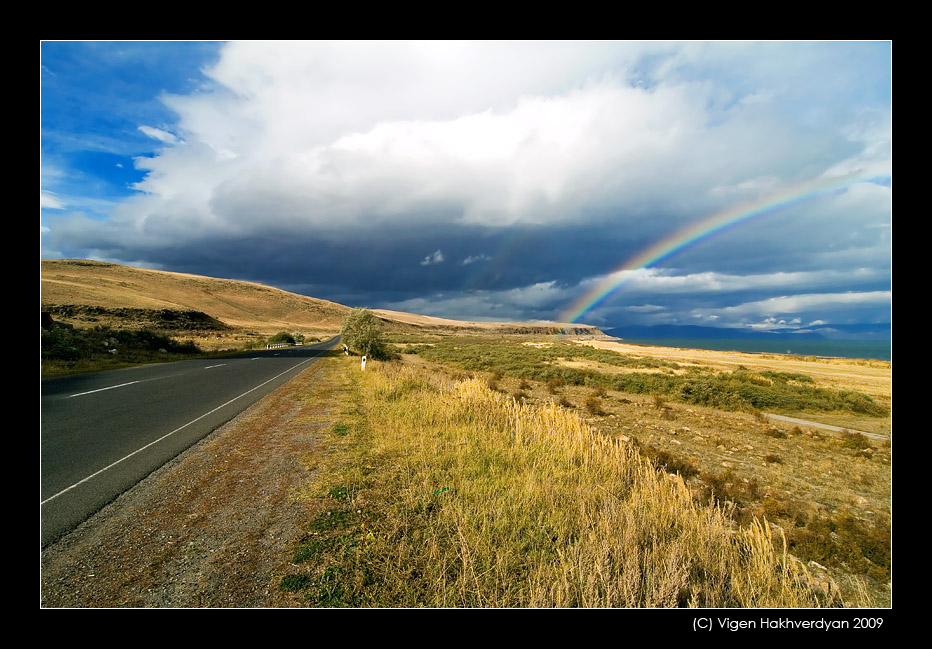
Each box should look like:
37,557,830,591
41,357,344,608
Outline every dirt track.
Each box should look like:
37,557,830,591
762,413,887,440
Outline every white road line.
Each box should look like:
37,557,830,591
41,355,318,506
204,364,226,369
67,381,142,398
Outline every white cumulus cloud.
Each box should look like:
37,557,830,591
420,250,444,266
138,125,180,145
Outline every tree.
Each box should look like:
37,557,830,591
340,308,389,360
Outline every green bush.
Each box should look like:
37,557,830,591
267,331,296,345
340,308,390,360
42,325,201,361
279,574,311,592
41,327,82,361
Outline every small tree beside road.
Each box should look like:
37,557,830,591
340,308,389,360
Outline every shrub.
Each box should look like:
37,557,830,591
268,331,296,345
279,574,311,592
41,325,202,363
584,396,605,415
41,327,82,361
839,430,873,450
340,308,390,360
649,449,699,478
787,513,890,582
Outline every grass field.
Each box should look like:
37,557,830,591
399,336,889,418
279,347,890,607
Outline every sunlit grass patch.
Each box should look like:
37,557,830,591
344,361,858,607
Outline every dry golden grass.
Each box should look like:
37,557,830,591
557,358,690,376
288,357,873,607
385,349,892,605
575,339,891,404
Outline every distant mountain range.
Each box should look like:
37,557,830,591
605,323,891,342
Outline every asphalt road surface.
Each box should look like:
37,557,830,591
40,336,340,547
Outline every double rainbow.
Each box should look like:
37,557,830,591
560,171,889,325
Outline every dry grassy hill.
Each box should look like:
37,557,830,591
371,308,604,337
41,260,606,350
41,259,351,349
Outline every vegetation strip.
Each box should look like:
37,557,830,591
406,337,888,417
282,355,876,607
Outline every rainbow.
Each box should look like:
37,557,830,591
560,171,890,325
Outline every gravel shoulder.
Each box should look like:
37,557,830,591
40,359,339,608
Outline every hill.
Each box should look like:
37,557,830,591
41,259,350,349
371,308,603,337
40,260,606,350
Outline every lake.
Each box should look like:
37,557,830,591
616,337,891,362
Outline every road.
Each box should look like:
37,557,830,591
40,336,340,548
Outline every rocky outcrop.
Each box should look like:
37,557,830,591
43,305,229,331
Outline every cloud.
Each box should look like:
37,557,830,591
688,290,891,328
567,267,889,305
41,191,66,210
41,41,891,329
90,42,883,242
461,254,490,266
729,291,892,314
138,125,180,144
384,280,569,323
420,250,444,266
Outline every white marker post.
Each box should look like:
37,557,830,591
361,355,367,371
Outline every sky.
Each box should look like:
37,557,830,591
40,41,892,333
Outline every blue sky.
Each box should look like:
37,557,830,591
41,41,891,333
